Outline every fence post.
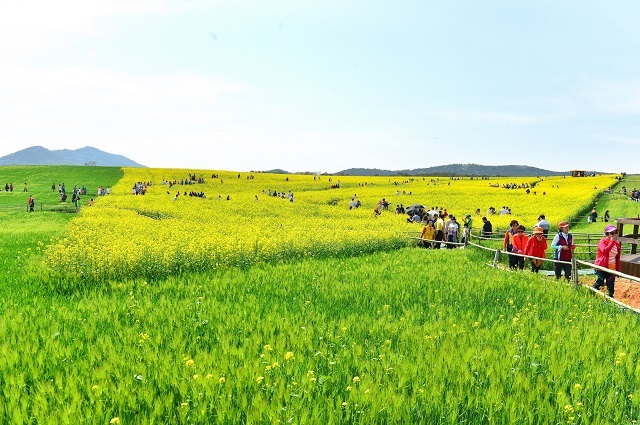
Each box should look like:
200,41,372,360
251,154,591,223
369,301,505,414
572,257,579,289
493,249,501,268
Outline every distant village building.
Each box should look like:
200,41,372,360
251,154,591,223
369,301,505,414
571,170,586,177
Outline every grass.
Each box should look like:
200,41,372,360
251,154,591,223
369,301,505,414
2,248,640,423
1,167,639,424
571,174,640,234
0,166,123,297
0,165,123,210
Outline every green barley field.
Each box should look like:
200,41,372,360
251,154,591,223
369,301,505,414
1,166,640,424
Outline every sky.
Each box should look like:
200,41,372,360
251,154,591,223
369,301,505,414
1,1,639,174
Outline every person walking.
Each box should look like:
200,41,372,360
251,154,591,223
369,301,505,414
551,221,575,280
446,216,459,249
524,226,548,272
593,225,621,297
503,220,520,268
463,214,473,233
589,207,598,223
511,224,529,270
434,214,444,249
535,214,550,236
481,216,493,237
419,221,435,249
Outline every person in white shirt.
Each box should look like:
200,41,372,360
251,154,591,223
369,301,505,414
535,214,550,236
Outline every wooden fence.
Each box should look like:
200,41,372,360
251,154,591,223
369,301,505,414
410,231,640,314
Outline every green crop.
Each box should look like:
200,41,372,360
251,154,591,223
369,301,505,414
0,167,638,424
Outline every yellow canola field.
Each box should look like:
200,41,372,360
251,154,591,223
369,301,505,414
44,169,619,283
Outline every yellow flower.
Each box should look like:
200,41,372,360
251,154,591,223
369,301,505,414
257,376,265,383
219,377,226,384
285,352,294,361
91,385,99,391
193,374,199,380
346,385,352,391
352,376,361,384
110,418,120,424
264,344,273,351
185,359,195,368
206,374,213,380
574,383,582,391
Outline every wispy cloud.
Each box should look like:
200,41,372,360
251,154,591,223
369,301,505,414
0,1,176,56
435,109,541,124
598,134,640,146
579,78,640,116
0,64,243,151
0,64,240,108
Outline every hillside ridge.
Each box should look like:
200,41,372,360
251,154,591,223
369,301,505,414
334,164,569,177
275,164,603,177
0,146,145,167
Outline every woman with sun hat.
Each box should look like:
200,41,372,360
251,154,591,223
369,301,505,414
525,226,548,273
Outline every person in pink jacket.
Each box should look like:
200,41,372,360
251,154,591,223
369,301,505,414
524,226,548,272
593,225,621,297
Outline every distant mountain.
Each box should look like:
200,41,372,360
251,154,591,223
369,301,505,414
0,146,145,167
263,169,291,174
335,164,580,177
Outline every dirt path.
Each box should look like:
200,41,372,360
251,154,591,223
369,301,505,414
585,276,640,309
611,278,640,309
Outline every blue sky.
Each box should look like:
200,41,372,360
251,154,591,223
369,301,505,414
1,1,638,173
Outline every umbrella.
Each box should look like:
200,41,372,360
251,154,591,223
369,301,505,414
406,204,425,215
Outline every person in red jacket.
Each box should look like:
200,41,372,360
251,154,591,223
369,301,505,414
503,220,520,268
593,225,621,297
524,226,548,272
511,224,529,270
